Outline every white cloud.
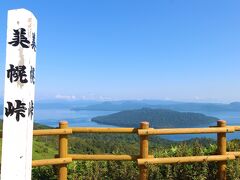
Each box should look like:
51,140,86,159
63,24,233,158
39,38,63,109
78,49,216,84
194,96,201,100
78,93,113,101
55,94,76,100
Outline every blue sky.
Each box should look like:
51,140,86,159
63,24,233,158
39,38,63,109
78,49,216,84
0,1,240,102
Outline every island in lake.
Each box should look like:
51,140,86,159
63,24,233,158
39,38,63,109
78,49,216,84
91,108,219,128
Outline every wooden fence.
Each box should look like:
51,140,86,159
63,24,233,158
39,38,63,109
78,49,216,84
3,120,240,180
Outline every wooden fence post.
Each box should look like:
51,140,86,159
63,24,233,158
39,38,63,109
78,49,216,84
139,121,149,180
59,121,68,180
217,120,227,180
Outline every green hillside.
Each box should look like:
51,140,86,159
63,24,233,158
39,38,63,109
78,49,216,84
0,121,57,160
0,120,239,179
32,138,240,180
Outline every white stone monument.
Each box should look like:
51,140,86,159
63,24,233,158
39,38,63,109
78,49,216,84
1,8,37,180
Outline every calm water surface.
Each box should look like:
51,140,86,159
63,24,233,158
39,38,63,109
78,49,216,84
161,111,240,141
35,108,117,127
35,109,240,141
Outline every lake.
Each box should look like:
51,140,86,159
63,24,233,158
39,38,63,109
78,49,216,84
161,111,240,141
33,108,240,141
34,108,117,128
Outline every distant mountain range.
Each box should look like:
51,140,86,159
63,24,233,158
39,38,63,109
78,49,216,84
71,100,240,113
1,99,239,117
91,108,219,128
0,100,99,114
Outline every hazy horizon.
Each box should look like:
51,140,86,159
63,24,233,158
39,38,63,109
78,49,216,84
31,98,240,104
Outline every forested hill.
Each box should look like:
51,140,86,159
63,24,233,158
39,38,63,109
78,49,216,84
91,108,219,128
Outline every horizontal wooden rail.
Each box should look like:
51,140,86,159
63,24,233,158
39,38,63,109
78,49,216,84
234,126,240,131
32,158,72,167
138,127,235,135
137,155,236,165
0,126,238,137
71,127,138,133
33,129,72,136
227,152,240,157
69,154,154,161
